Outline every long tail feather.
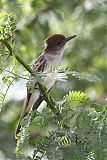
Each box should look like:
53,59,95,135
15,95,43,139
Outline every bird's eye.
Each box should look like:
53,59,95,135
58,41,62,44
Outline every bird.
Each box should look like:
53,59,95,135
15,34,77,138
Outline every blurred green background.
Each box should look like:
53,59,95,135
0,0,107,159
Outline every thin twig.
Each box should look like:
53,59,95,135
0,39,12,55
37,82,55,111
0,39,33,74
37,82,62,121
1,68,29,80
1,77,16,107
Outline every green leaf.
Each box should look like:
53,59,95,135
2,76,8,84
68,71,100,83
90,103,105,112
0,92,5,111
65,91,89,103
0,12,6,18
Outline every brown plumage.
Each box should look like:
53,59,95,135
15,34,77,138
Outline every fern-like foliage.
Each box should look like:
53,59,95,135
32,131,73,160
0,12,15,39
15,88,107,160
31,106,107,160
27,90,107,160
0,12,16,110
68,71,100,83
0,76,16,111
16,109,38,160
27,68,100,90
0,92,5,110
65,91,89,103
0,64,28,111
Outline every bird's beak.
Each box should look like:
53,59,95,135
65,35,77,43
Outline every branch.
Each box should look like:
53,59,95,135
14,54,33,74
1,68,29,80
0,39,56,113
0,39,33,74
1,39,70,132
0,39,12,55
37,82,62,121
37,82,56,111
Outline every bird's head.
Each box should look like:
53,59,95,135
44,34,77,53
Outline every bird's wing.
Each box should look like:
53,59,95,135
23,54,46,112
25,54,46,110
32,54,46,72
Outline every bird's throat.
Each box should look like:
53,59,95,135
44,47,64,68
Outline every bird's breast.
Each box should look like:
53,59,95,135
44,49,64,70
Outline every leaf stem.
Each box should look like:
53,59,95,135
0,39,12,55
37,82,55,111
0,39,33,74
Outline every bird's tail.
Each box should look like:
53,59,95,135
15,81,53,139
15,110,28,139
15,95,43,139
